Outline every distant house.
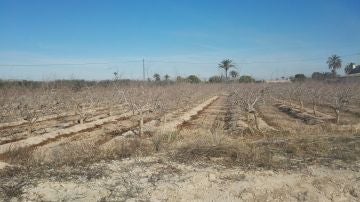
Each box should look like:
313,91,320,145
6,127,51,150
349,65,360,74
343,65,360,78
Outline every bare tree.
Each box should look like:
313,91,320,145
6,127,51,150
233,85,266,132
122,86,158,136
71,86,98,124
307,83,323,116
325,85,353,124
20,105,39,134
285,85,296,107
293,83,305,111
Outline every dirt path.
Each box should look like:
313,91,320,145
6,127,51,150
179,95,227,132
179,95,277,135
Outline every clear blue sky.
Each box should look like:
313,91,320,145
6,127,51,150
0,0,359,80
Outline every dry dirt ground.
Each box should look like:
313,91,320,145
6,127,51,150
1,95,360,201
15,156,360,202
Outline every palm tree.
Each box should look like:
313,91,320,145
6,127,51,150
327,55,342,76
344,62,355,75
164,74,170,80
113,71,119,80
229,70,239,79
218,59,235,79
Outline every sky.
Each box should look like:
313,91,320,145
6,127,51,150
0,0,359,80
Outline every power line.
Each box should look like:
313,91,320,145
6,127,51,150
147,60,214,65
0,60,141,67
148,53,360,65
0,52,358,67
0,62,109,67
240,53,360,64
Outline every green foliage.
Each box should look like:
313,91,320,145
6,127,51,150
187,75,201,83
345,63,355,75
208,76,223,83
311,72,323,80
176,76,186,82
311,72,333,80
238,75,255,83
229,70,239,78
327,54,342,75
153,73,161,81
292,74,306,82
218,59,235,79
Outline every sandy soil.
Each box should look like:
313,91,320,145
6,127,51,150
19,156,360,202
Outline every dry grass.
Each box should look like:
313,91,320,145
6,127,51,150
171,128,360,170
0,166,29,201
0,135,158,200
151,131,182,152
172,132,276,169
0,127,359,200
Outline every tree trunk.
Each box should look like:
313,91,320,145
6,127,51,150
80,118,84,124
163,114,167,125
313,104,316,116
253,112,260,131
334,109,340,124
139,110,144,136
27,125,32,134
225,69,228,80
299,99,304,112
246,112,250,122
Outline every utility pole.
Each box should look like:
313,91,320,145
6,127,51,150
142,58,145,81
147,66,149,80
